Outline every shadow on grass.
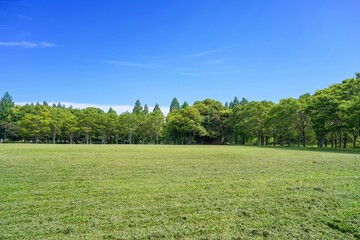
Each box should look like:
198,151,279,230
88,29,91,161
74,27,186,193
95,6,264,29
241,144,360,155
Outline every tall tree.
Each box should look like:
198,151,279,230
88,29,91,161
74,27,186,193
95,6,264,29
132,100,143,114
49,107,65,144
79,107,103,144
106,108,120,144
18,107,51,143
147,108,164,144
239,97,249,106
143,104,149,115
265,98,297,146
294,94,312,147
119,112,138,144
181,101,189,109
169,98,180,112
62,109,80,144
229,97,240,109
232,101,274,145
305,90,338,148
166,106,207,144
153,103,161,113
0,92,15,120
193,99,224,143
0,92,15,142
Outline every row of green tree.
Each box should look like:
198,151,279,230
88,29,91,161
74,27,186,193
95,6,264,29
1,73,359,148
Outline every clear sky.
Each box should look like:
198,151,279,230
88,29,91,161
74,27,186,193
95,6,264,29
1,0,359,113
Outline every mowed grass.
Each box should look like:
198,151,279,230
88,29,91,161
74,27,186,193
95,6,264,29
0,145,359,239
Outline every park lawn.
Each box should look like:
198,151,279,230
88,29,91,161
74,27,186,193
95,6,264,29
0,144,359,239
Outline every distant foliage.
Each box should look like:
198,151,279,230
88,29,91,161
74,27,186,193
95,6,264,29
1,73,360,148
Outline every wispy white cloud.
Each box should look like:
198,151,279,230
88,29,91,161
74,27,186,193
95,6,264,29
101,60,155,68
15,102,170,115
0,41,59,48
180,70,246,76
202,59,227,65
185,46,233,58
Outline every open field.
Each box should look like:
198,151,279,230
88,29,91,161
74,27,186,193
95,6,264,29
0,145,359,239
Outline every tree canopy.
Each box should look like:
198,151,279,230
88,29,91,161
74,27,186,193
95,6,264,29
1,73,360,148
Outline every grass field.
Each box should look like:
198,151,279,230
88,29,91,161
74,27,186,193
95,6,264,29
0,145,359,239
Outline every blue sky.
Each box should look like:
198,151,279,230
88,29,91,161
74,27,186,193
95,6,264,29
1,0,359,113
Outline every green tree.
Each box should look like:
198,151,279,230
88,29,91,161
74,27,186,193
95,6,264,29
153,103,161,113
18,107,51,143
193,99,224,143
0,92,15,141
143,104,149,115
107,108,120,144
148,109,164,144
294,94,312,147
62,109,80,144
219,108,232,144
305,91,337,148
239,97,249,106
0,92,14,120
265,98,297,146
166,106,206,144
49,107,65,144
79,107,103,144
355,72,360,79
119,112,138,144
132,100,143,114
169,98,180,112
232,101,274,145
229,97,240,109
181,101,189,109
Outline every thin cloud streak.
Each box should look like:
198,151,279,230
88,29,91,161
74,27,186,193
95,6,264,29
101,60,155,68
16,102,170,115
0,41,58,48
185,46,233,58
180,70,247,76
202,59,228,65
100,45,234,70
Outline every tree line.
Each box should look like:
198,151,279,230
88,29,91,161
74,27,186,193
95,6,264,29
1,73,359,148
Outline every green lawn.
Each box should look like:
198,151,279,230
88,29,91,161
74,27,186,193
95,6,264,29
0,145,359,239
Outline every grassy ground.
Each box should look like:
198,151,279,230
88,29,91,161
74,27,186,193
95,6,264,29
0,144,359,239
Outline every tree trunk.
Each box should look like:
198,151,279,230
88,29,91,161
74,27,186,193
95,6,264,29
318,136,324,148
86,133,90,144
52,131,56,144
297,136,300,147
302,130,306,147
343,134,347,148
325,137,328,147
287,132,291,147
353,130,358,149
273,133,276,146
339,130,342,149
335,137,337,148
69,133,73,144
